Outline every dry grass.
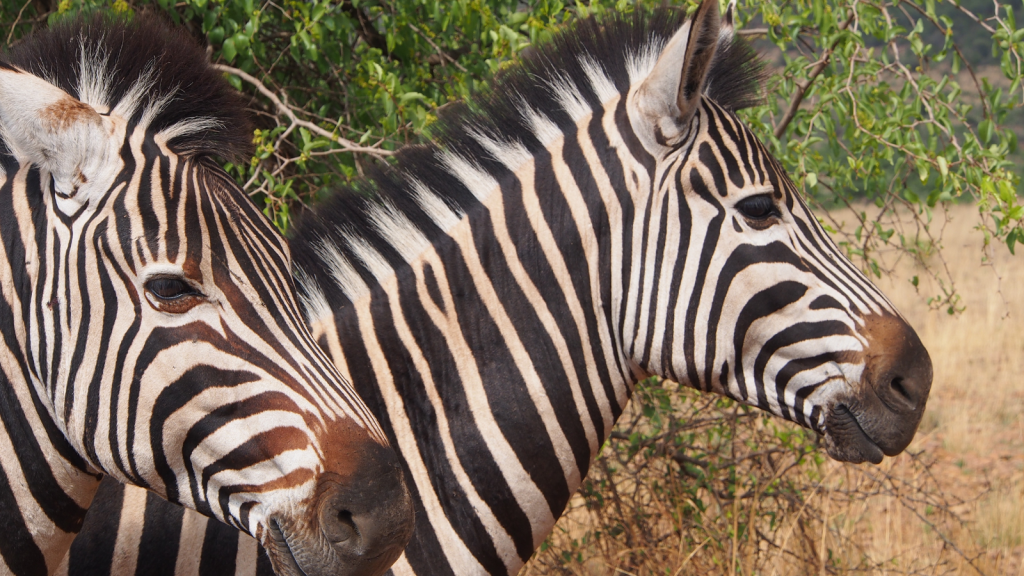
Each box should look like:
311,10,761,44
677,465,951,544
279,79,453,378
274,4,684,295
522,202,1024,575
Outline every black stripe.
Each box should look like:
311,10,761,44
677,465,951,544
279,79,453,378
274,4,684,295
135,489,184,576
68,477,124,576
199,516,239,576
698,142,728,197
0,462,46,576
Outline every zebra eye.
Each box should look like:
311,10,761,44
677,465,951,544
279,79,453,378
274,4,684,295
736,195,779,221
145,277,205,313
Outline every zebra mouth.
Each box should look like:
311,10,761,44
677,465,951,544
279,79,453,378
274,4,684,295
266,519,312,576
822,404,885,464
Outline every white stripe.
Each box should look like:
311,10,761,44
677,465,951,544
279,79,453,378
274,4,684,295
174,513,207,576
439,150,498,203
315,239,370,302
110,486,148,576
546,74,591,122
293,265,333,326
366,200,431,263
344,233,394,284
236,531,259,576
410,178,463,232
580,56,619,103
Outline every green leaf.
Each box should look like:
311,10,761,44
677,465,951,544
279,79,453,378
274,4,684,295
979,119,995,143
399,91,428,104
937,156,948,180
221,37,237,62
231,32,249,51
208,26,225,45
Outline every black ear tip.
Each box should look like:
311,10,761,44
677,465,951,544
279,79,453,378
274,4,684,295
724,1,736,26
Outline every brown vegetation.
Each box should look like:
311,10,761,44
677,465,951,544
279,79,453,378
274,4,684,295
522,202,1024,575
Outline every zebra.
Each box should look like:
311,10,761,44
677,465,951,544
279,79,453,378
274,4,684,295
65,2,932,575
0,14,414,576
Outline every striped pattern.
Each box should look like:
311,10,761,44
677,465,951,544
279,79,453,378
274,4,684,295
67,4,929,575
0,15,400,576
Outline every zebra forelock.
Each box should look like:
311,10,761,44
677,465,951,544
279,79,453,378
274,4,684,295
1,12,251,162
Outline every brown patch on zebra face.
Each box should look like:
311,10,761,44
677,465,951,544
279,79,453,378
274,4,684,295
260,417,413,576
40,95,102,132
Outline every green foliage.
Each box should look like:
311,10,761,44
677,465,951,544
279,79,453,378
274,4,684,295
159,0,578,226
731,0,1024,313
3,2,1019,310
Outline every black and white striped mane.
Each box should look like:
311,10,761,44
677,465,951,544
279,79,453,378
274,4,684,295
0,13,250,161
292,7,767,298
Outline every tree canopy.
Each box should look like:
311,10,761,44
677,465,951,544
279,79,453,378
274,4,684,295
2,0,1022,310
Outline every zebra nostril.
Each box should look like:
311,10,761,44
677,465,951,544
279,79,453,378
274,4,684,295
890,377,912,404
332,510,356,543
320,500,359,544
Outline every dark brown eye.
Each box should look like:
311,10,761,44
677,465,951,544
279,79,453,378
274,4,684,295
736,194,779,221
146,278,198,299
145,277,204,313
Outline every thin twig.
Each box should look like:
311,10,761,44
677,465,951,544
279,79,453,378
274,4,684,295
773,9,857,139
212,63,395,158
6,0,33,46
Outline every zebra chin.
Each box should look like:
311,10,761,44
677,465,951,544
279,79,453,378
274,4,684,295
258,439,415,576
820,313,933,465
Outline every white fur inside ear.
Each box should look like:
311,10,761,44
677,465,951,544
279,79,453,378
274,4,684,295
633,20,692,127
0,68,122,213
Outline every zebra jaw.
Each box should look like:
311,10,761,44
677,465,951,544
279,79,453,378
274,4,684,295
822,404,885,464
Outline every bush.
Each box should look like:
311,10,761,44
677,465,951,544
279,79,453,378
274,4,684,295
523,378,985,575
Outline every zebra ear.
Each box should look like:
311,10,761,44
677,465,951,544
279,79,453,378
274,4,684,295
722,0,737,37
634,0,722,145
0,67,119,212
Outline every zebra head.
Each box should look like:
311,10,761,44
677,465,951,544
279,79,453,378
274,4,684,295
0,16,411,576
621,0,932,464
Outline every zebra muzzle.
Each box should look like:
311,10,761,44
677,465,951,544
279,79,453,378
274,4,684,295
823,313,933,464
263,439,415,576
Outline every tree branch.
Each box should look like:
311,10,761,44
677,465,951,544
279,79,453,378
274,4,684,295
773,10,856,139
213,63,394,158
407,22,468,73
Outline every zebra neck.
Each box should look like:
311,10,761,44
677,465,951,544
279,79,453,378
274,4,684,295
0,159,103,573
305,98,657,574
